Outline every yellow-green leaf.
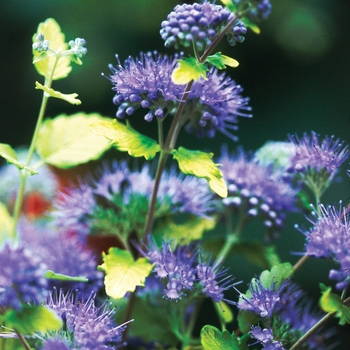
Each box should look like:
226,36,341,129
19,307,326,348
32,18,72,80
206,52,239,69
89,119,160,160
172,147,227,197
36,113,112,168
0,202,13,245
44,270,88,282
98,247,154,299
214,300,234,325
172,57,208,84
35,81,81,105
0,143,38,175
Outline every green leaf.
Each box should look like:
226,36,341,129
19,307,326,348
98,247,153,299
32,18,72,80
36,113,112,168
172,57,208,84
241,17,261,34
214,300,234,325
35,81,81,105
4,305,62,335
206,52,239,70
172,147,227,197
201,325,240,350
0,143,38,175
89,118,160,160
237,310,259,334
259,262,294,290
158,216,216,244
0,202,13,245
319,284,350,325
44,270,88,282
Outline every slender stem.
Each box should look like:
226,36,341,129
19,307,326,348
11,55,60,240
14,330,31,350
293,254,308,272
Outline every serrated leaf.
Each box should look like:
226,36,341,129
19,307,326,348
172,147,227,197
32,18,72,80
44,270,88,282
201,325,239,350
35,81,81,105
160,216,216,244
0,143,38,175
319,285,350,325
4,305,62,335
89,119,160,160
206,52,239,69
172,57,208,84
36,113,112,168
258,262,293,290
98,247,153,299
0,202,13,245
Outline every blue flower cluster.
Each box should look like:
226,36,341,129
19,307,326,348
160,2,247,51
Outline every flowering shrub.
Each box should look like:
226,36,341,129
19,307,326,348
0,1,349,349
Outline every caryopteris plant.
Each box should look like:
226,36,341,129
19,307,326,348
1,1,349,349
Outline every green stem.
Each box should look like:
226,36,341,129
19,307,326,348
11,55,60,241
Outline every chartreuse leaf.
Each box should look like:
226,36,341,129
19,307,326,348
0,202,13,245
36,113,111,168
206,52,239,69
201,325,249,350
35,81,81,105
259,262,294,290
319,284,350,325
4,305,62,335
214,300,234,325
98,247,153,299
172,147,227,197
89,118,160,160
172,57,208,84
44,270,88,282
237,309,259,334
32,18,72,80
0,144,38,175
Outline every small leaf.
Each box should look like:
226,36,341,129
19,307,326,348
172,147,227,197
35,81,81,105
172,57,208,84
214,300,234,325
36,113,112,168
44,270,88,282
32,18,72,80
241,17,261,34
0,202,13,245
201,325,239,350
4,305,62,335
98,247,154,299
206,52,239,70
89,119,160,160
0,143,38,175
259,262,294,290
237,310,259,334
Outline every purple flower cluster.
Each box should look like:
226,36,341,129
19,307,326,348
43,289,129,350
160,2,247,51
143,240,236,302
52,161,214,241
108,52,251,140
288,131,349,178
0,244,48,310
219,148,297,239
250,327,285,350
301,203,350,289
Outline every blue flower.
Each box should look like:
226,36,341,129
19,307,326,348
219,148,298,239
41,338,70,350
0,244,48,310
250,326,285,350
288,131,349,178
299,203,350,289
44,289,130,350
160,2,247,51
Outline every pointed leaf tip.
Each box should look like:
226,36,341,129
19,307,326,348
172,57,208,84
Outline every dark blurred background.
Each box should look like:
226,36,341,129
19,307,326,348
1,0,350,347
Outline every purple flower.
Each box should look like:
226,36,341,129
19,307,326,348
300,203,350,289
107,51,184,122
41,338,70,350
160,2,247,51
185,68,252,140
19,219,103,292
0,244,48,310
250,326,285,350
107,52,251,140
142,239,236,303
219,148,298,239
44,289,129,350
288,131,349,178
